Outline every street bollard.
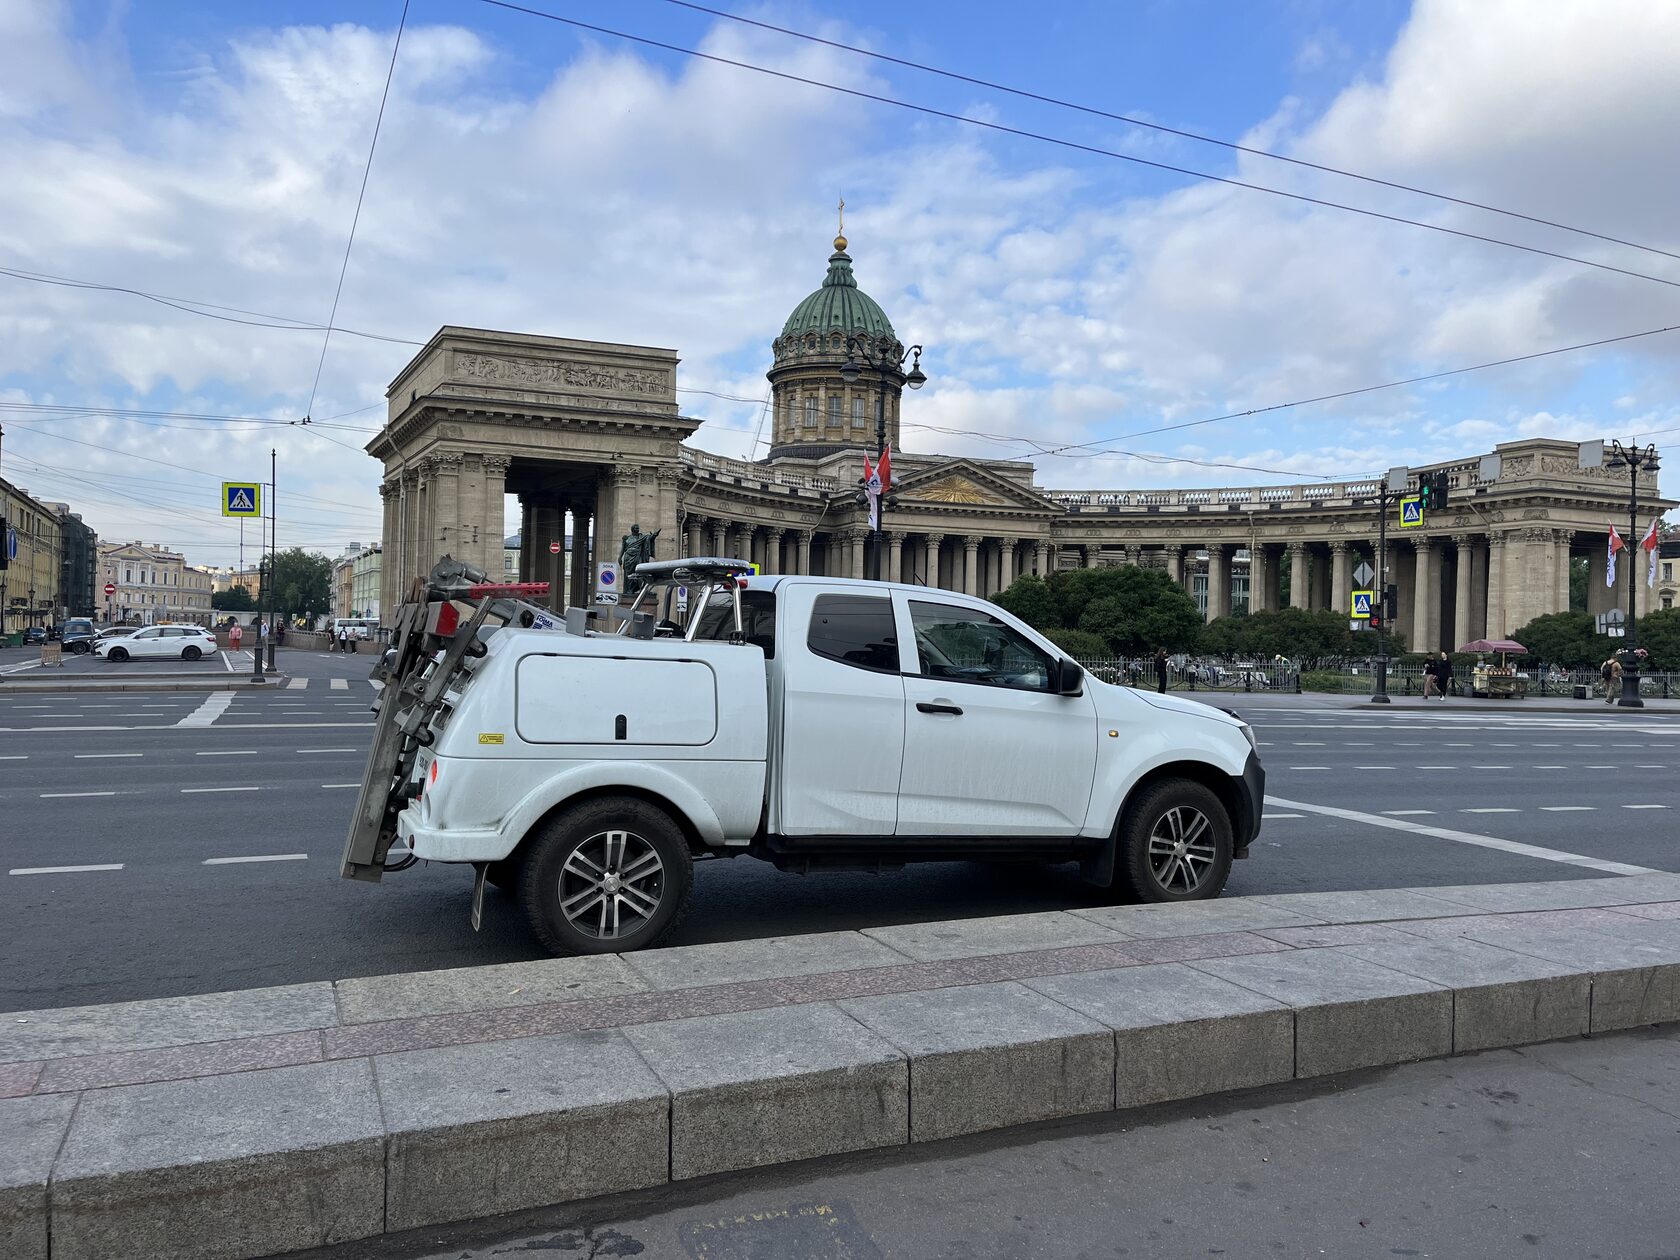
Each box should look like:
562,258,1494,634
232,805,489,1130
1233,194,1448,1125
1188,672,1196,691
1294,672,1302,694
1244,673,1251,693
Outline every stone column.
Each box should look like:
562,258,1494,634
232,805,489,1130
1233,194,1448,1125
794,530,811,575
1587,543,1616,614
1001,538,1017,591
1330,541,1352,618
379,480,402,615
1554,530,1572,614
1032,542,1049,578
729,523,752,561
1453,534,1475,651
685,517,702,558
709,520,726,557
887,532,905,584
924,534,944,588
1161,544,1183,584
479,455,510,578
1287,541,1309,610
1206,545,1230,621
1249,545,1272,613
848,530,866,579
961,536,980,596
1486,532,1507,638
764,528,784,575
1412,537,1438,653
655,466,682,562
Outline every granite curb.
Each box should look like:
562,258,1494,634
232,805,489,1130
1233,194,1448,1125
7,878,1680,1259
0,675,288,693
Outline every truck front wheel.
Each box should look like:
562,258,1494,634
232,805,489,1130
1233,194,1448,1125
520,797,694,955
1116,779,1233,902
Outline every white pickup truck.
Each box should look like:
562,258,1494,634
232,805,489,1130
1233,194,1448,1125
341,558,1264,955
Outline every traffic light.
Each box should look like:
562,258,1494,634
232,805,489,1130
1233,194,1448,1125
1383,584,1398,620
1417,470,1450,509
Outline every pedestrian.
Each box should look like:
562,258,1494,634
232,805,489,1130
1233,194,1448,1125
338,624,350,653
274,621,286,649
1154,647,1169,694
1422,654,1440,700
1602,654,1622,704
1436,650,1454,700
229,621,243,653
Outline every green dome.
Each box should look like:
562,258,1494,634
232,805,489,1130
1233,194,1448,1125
779,244,897,342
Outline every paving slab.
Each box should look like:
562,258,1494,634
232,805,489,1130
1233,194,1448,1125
0,983,336,1065
1341,938,1590,1053
335,954,648,1024
375,1030,669,1231
1253,888,1479,923
836,981,1113,1141
1459,927,1680,1033
1069,898,1326,939
624,1002,907,1180
860,911,1125,961
0,1093,77,1260
1027,962,1294,1106
1191,950,1452,1078
1414,879,1678,913
51,1059,384,1260
621,930,911,991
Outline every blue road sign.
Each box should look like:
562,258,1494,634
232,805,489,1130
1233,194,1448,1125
1351,590,1374,619
3,527,15,562
1398,496,1423,528
222,482,262,517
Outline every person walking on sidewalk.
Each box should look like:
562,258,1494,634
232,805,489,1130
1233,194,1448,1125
1435,651,1454,700
1154,647,1169,694
1602,654,1622,703
1422,654,1441,699
229,621,243,654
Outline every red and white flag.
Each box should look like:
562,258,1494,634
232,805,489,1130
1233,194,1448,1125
876,444,892,495
1642,518,1661,587
1607,524,1625,587
862,451,881,532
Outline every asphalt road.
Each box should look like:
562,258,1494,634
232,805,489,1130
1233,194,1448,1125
3,651,1678,1011
313,1025,1680,1260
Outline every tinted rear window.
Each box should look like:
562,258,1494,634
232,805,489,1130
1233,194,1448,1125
806,595,899,673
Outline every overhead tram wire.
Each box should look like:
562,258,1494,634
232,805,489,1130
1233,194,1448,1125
655,0,1680,267
301,0,409,424
482,0,1680,295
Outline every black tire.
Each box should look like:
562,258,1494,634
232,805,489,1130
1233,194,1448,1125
1115,778,1233,903
108,646,128,662
183,646,202,661
519,796,693,956
485,857,521,893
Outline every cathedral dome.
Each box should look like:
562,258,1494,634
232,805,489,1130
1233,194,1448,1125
779,236,897,342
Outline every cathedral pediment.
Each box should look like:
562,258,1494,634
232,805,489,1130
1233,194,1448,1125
895,460,1057,513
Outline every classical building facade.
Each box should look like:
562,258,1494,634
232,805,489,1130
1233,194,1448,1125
100,542,214,626
1,475,65,635
367,235,1673,651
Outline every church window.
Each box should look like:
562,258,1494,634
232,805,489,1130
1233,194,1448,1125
852,397,867,429
803,397,818,428
828,395,842,427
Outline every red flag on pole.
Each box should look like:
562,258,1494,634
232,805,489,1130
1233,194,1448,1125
1607,524,1625,587
1642,518,1661,587
877,444,892,494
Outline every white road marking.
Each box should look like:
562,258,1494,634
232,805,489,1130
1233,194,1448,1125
73,752,142,759
1462,807,1520,813
1263,812,1305,819
222,651,235,672
1637,764,1667,769
0,755,27,760
297,747,357,753
1266,795,1656,876
1539,805,1595,812
1470,765,1511,770
330,678,348,691
10,864,123,875
41,791,117,798
181,786,261,794
1288,766,1331,770
1293,742,1325,746
203,854,308,865
321,782,360,789
286,677,308,690
1383,809,1435,816
196,749,258,756
1623,804,1669,810
177,691,236,728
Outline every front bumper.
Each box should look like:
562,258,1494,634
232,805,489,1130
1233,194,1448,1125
1234,750,1265,856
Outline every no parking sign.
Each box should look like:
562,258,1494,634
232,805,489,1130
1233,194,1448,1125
594,561,619,605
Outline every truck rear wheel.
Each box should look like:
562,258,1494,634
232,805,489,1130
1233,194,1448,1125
519,796,693,956
1115,778,1232,903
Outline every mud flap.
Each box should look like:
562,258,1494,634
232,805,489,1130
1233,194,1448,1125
470,862,488,932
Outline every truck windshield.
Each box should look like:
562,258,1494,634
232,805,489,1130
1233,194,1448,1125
691,589,776,658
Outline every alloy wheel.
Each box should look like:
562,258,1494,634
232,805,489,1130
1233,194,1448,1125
557,829,666,940
1147,805,1217,894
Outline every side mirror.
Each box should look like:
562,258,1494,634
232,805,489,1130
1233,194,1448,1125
1054,657,1084,695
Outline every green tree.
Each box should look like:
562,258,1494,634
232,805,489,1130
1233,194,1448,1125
1637,607,1680,671
993,566,1203,656
1197,616,1251,658
1569,556,1588,612
1042,627,1111,658
211,584,255,613
993,574,1058,630
1511,611,1608,668
257,549,333,620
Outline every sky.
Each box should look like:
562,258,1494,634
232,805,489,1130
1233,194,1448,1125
2,0,1677,569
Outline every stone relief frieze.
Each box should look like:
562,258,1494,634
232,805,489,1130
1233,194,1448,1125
1521,508,1549,520
455,353,669,398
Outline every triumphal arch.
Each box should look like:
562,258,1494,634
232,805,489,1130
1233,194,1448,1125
369,234,1671,650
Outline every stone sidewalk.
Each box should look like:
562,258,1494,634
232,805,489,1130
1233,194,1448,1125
7,876,1680,1260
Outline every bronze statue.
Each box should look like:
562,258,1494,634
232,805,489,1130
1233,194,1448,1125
619,523,660,593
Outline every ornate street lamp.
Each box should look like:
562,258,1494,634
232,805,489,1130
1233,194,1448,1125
840,336,926,580
1605,439,1661,708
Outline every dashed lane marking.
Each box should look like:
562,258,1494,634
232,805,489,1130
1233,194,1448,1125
10,864,123,876
1462,807,1520,814
197,750,258,756
1383,809,1434,816
1266,796,1656,876
181,786,261,794
321,782,360,789
203,854,308,865
1623,804,1669,810
1539,806,1595,812
1288,766,1332,770
1263,812,1305,819
74,753,142,759
41,791,117,798
297,748,358,753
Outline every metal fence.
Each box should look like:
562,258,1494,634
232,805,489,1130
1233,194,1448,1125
1074,657,1300,693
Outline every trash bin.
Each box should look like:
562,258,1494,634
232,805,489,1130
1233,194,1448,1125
1573,684,1589,700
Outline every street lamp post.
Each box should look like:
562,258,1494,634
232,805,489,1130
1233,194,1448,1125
839,337,926,581
1606,439,1660,709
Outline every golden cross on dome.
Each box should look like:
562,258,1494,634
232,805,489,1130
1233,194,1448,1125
834,196,847,251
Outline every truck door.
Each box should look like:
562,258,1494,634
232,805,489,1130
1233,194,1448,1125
776,585,904,835
895,595,1097,837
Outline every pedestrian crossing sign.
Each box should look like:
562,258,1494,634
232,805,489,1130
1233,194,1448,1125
221,482,262,517
1398,495,1423,528
1351,589,1374,619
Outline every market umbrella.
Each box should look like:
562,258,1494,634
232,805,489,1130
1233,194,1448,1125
1457,638,1528,654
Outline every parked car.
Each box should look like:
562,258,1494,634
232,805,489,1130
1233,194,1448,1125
94,624,220,662
60,618,98,654
21,626,48,646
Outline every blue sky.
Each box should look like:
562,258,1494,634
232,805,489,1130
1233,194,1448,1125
1,0,1675,567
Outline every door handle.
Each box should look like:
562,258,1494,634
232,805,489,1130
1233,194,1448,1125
916,701,963,716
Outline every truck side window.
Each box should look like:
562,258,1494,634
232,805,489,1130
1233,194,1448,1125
692,590,777,658
806,594,899,673
909,601,1052,692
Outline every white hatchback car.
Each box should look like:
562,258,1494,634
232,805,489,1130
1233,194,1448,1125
95,625,220,662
